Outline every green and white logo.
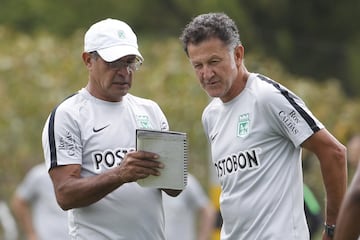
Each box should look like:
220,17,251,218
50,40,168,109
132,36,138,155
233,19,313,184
136,115,152,129
237,113,250,137
117,30,126,39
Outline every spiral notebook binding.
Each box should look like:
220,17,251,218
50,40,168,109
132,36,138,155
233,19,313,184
183,138,188,186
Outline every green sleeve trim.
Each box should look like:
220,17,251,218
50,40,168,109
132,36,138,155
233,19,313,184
304,184,321,214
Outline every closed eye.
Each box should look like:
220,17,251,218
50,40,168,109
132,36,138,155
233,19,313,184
209,59,221,65
193,63,203,70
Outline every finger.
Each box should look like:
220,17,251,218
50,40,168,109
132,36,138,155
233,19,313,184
125,152,164,169
137,159,164,169
135,166,161,179
128,150,159,160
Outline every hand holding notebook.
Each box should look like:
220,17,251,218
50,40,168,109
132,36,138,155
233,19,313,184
136,129,188,190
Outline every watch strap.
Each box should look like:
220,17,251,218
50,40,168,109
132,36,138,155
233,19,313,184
324,223,336,238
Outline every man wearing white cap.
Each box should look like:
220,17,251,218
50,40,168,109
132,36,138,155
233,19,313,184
41,18,181,239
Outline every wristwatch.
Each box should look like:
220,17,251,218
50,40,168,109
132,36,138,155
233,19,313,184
324,223,336,238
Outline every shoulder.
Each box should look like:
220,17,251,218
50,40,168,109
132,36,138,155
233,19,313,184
50,90,83,117
247,74,282,102
48,89,97,125
203,98,222,118
125,94,168,130
42,91,87,140
248,73,305,109
125,94,160,106
125,94,164,114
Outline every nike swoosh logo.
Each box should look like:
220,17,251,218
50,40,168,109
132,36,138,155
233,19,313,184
210,132,218,142
93,124,110,133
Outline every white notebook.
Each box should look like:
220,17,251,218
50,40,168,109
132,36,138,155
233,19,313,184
136,129,188,190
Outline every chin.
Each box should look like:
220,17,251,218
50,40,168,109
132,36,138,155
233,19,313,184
205,89,222,98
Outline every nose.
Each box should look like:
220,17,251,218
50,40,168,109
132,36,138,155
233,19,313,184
201,65,214,80
116,66,132,75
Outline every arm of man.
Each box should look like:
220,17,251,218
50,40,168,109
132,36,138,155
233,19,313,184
11,195,37,240
301,128,347,239
198,202,216,240
49,151,164,210
334,163,360,240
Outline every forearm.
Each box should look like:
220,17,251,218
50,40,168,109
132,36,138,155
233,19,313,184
320,153,347,224
51,152,163,210
52,168,125,210
304,130,348,223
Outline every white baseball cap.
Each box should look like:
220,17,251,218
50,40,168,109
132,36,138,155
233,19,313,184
84,18,143,62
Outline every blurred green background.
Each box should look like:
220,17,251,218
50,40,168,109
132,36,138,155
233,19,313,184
1,1,360,239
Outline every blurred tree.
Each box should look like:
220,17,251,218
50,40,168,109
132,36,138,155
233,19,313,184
1,29,359,240
240,0,360,96
1,0,359,96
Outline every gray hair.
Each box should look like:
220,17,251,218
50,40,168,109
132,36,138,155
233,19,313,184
180,12,241,55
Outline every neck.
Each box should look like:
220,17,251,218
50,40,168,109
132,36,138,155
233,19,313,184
237,65,250,93
220,68,250,103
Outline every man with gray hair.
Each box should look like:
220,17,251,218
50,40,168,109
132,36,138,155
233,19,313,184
180,12,347,240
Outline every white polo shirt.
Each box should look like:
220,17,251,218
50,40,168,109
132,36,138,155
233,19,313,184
202,73,324,240
42,88,169,240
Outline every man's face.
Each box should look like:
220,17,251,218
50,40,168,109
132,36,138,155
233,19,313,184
187,38,243,103
85,52,138,102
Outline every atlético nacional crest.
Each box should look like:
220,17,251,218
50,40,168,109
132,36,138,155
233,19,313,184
117,30,126,39
136,115,153,129
237,113,250,137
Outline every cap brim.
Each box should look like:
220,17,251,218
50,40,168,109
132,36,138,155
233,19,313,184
97,45,143,62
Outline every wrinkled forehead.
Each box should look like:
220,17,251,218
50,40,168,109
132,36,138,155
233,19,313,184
187,38,233,62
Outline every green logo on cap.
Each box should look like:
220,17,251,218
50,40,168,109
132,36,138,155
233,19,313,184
117,30,126,39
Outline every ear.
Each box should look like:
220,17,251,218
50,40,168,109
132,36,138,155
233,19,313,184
82,52,93,68
234,44,244,66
